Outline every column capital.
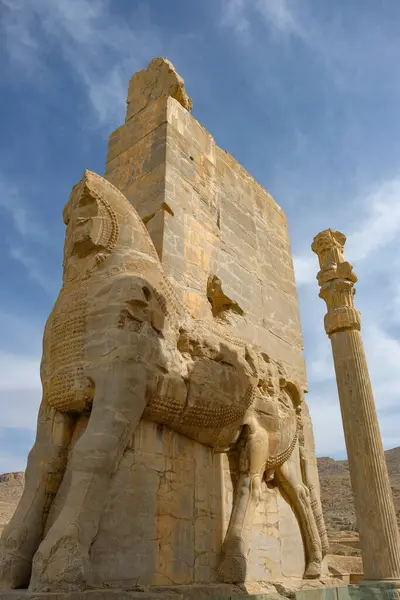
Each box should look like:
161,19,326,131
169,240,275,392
312,229,360,336
311,228,346,254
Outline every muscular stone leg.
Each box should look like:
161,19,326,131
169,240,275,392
276,453,322,579
299,444,329,556
218,427,266,583
29,363,148,591
309,484,329,557
0,401,74,589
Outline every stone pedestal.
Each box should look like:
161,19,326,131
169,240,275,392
98,58,325,586
52,420,306,587
312,229,400,583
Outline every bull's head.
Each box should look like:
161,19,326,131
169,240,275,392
61,170,160,285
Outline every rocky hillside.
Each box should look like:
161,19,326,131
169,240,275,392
0,472,24,535
317,446,400,533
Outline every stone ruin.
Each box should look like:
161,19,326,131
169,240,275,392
0,58,331,598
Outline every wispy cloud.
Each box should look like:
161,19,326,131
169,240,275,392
0,312,42,436
0,389,41,431
346,178,400,261
220,0,306,43
0,309,44,352
293,255,318,287
0,427,36,473
0,316,42,471
293,175,400,287
0,352,41,393
0,174,58,294
0,176,46,242
10,247,58,294
1,0,163,126
254,0,304,38
220,0,250,36
220,0,400,92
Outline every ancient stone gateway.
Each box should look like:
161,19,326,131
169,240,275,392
0,58,328,595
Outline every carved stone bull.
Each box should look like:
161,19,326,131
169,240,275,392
0,171,328,591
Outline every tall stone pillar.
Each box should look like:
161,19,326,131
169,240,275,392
312,228,400,583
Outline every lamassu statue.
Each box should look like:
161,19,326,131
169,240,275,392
0,171,327,591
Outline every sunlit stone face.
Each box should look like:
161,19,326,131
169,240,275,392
63,185,104,263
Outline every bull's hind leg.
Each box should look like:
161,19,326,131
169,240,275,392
300,449,329,557
0,401,74,589
276,453,322,579
218,425,267,583
29,363,147,591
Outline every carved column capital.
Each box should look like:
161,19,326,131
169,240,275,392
312,229,360,336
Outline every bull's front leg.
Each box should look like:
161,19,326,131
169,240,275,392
0,401,74,589
299,445,329,557
29,362,148,592
218,424,267,583
276,451,323,579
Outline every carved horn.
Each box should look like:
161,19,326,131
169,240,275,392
284,380,303,408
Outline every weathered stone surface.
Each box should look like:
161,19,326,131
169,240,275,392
106,91,306,383
125,57,192,122
0,59,327,595
0,579,347,600
105,61,324,592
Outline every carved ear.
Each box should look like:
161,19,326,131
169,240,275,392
284,380,303,407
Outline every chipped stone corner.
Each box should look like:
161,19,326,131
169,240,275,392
126,57,192,122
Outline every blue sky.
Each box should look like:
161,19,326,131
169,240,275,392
1,0,400,472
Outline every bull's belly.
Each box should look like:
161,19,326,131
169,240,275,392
143,358,255,448
265,414,298,465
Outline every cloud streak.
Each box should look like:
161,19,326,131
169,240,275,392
0,176,46,243
254,0,304,38
220,0,400,93
293,175,400,287
0,312,42,436
0,174,59,294
1,0,163,126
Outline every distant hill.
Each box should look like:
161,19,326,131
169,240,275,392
0,472,24,535
317,446,400,533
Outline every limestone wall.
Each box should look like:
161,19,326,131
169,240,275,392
102,70,319,585
91,421,305,586
105,96,306,385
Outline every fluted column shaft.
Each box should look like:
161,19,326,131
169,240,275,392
331,329,400,580
312,229,400,583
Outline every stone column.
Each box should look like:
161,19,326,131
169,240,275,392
312,228,400,583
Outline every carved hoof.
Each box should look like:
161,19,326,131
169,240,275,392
0,526,32,588
304,559,322,579
30,532,87,591
0,548,31,589
218,553,247,583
